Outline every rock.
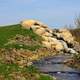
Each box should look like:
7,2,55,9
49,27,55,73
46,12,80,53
42,41,52,48
68,48,77,54
45,28,53,34
20,19,78,53
31,25,41,31
35,28,46,35
42,36,56,42
21,20,36,29
51,40,64,51
21,19,48,29
42,36,49,41
59,40,68,50
42,37,64,51
27,62,33,66
42,32,53,37
59,28,74,43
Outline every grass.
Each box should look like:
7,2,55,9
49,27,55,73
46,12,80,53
0,24,54,80
0,24,42,50
4,43,42,51
39,74,54,80
70,28,80,44
0,62,54,80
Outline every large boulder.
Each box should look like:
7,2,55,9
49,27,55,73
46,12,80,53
58,28,74,43
42,32,53,37
20,19,78,53
35,28,46,35
51,39,64,51
42,41,52,48
21,19,48,29
42,36,64,51
31,25,41,31
21,20,36,29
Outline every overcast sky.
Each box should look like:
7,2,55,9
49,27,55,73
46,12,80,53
0,0,80,28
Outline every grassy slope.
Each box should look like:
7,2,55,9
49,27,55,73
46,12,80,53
0,24,55,80
0,24,42,50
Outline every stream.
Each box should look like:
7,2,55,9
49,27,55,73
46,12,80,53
33,54,80,80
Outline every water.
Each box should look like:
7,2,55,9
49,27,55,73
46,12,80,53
33,54,80,80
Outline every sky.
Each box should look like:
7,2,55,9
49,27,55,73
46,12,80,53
0,0,80,28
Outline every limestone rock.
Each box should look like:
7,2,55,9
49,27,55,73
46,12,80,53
31,25,41,31
42,32,53,37
35,28,46,35
45,28,53,34
51,40,64,51
21,19,48,29
59,28,74,43
21,20,36,29
42,37,64,51
42,41,52,48
67,48,77,54
20,19,78,53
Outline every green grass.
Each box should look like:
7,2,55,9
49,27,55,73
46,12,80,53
0,62,21,79
0,24,54,80
39,74,54,80
4,43,42,51
0,62,54,80
0,24,42,50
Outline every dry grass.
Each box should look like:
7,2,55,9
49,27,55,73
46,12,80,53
70,28,80,44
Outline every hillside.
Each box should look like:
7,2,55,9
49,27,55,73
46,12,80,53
0,20,80,80
0,24,55,80
0,24,42,50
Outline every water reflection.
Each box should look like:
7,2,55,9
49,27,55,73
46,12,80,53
33,54,80,80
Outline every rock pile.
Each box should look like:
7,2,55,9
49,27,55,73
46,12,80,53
21,20,78,54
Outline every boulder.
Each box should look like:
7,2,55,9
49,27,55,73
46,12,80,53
67,48,77,54
42,32,53,37
45,28,53,34
59,40,68,50
51,40,64,51
20,19,78,53
42,37,64,51
35,28,46,35
21,19,48,29
31,25,41,31
20,20,36,29
42,41,52,48
42,36,49,41
59,28,74,43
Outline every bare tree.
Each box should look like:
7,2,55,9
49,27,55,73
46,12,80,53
75,15,80,28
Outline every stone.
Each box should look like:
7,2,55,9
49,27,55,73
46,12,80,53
42,37,64,51
42,32,53,37
59,40,68,50
20,19,78,53
42,36,49,41
51,41,64,51
59,28,74,43
35,28,46,35
31,25,41,31
20,20,36,29
27,62,33,66
67,48,77,54
21,19,48,29
42,41,52,48
45,28,53,34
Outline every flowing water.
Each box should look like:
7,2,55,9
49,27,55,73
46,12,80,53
33,54,80,80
